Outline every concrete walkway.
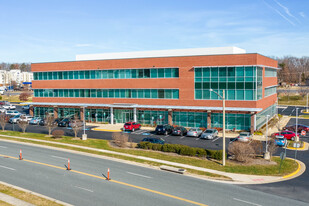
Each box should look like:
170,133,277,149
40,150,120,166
0,134,306,185
0,193,34,206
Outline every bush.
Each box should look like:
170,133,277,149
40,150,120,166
228,141,255,163
19,92,31,101
112,133,129,148
52,130,64,138
196,148,207,157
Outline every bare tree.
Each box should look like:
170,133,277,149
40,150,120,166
70,116,83,138
267,137,278,160
112,132,129,148
45,114,57,136
0,113,7,131
228,141,255,163
17,116,29,133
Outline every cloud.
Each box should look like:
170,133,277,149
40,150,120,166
75,44,92,47
273,0,300,23
299,12,306,18
262,0,295,26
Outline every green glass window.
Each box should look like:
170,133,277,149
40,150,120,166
73,71,78,79
52,72,58,80
108,89,114,98
245,82,254,89
245,66,253,77
227,90,235,100
102,90,108,97
210,90,219,99
74,89,79,97
38,72,42,80
236,90,244,100
144,89,151,98
158,69,164,78
202,90,210,99
120,70,125,78
47,72,52,80
33,73,38,80
158,89,164,98
195,90,202,99
58,89,63,97
125,70,131,78
219,67,226,77
195,68,202,77
211,67,218,77
102,70,108,79
63,89,68,97
68,71,73,79
114,70,119,79
211,82,218,89
138,90,144,98
69,89,74,97
236,67,244,77
144,69,150,78
151,89,158,98
79,71,85,79
97,89,102,98
63,71,68,80
236,82,244,89
91,89,96,97
95,70,101,79
34,90,39,97
108,70,113,79
228,82,235,89
172,68,179,77
85,71,90,79
126,90,131,98
138,69,143,78
245,90,253,100
114,89,120,98
90,70,96,79
203,82,210,89
219,82,226,89
84,89,90,97
202,68,210,77
131,69,137,78
165,68,172,78
195,82,202,89
227,67,235,77
131,89,137,98
58,72,63,79
80,89,84,97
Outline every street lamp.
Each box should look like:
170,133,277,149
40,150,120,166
210,89,226,166
306,93,308,113
82,106,87,140
295,108,299,142
265,114,270,156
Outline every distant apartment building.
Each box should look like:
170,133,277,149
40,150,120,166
0,70,33,87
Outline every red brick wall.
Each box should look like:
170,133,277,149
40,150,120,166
32,53,278,110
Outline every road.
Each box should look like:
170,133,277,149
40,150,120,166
278,106,309,117
0,141,308,206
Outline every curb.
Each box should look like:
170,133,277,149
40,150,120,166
0,181,73,206
92,128,122,132
283,160,301,179
286,142,307,151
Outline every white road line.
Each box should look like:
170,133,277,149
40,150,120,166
127,172,152,179
212,137,220,142
233,198,262,206
180,136,185,139
51,155,68,160
0,165,16,171
290,108,295,115
164,135,169,137
0,146,7,148
195,138,200,140
74,186,93,193
149,134,154,136
282,107,288,112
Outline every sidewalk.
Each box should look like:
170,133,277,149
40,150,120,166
0,135,305,185
90,123,156,132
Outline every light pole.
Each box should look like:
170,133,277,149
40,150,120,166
295,108,299,142
210,89,226,166
306,93,308,113
265,115,270,154
82,106,87,140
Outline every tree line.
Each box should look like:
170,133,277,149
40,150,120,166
0,62,31,72
276,56,309,84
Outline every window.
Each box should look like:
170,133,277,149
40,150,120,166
158,69,164,78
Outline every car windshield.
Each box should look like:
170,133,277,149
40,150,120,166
205,130,214,133
175,127,181,130
240,133,249,136
124,123,131,126
189,128,197,131
156,125,164,128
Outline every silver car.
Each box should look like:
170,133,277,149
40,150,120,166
187,128,203,137
200,129,218,139
237,132,252,142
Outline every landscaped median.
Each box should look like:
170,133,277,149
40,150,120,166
0,131,300,181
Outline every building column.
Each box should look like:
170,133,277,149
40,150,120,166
250,112,255,134
207,111,211,129
133,107,137,122
110,107,114,124
29,105,34,116
80,107,84,121
53,106,58,119
168,109,173,125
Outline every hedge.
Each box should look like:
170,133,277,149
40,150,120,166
137,142,225,160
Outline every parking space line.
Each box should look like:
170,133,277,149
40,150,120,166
290,108,295,116
0,146,7,148
180,136,186,139
195,138,200,140
212,137,220,142
0,165,16,171
233,198,262,206
127,172,152,179
51,155,68,160
74,186,93,193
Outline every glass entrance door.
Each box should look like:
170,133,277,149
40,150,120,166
114,109,134,123
123,112,132,123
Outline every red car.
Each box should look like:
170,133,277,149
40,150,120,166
272,131,299,140
123,122,141,132
282,124,309,133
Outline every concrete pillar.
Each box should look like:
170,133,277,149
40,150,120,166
110,107,114,124
168,109,173,125
133,107,137,122
207,111,211,129
53,106,58,119
29,105,34,116
250,112,255,134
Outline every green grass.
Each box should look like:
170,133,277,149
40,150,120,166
0,131,298,177
278,95,307,106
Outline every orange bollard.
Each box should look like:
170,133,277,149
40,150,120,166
67,158,71,170
19,149,23,160
107,168,110,180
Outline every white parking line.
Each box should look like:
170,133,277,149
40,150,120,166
290,108,295,115
51,155,68,160
164,135,169,137
212,137,220,142
281,107,288,112
180,136,186,139
74,186,93,193
0,165,15,171
195,138,200,140
233,198,262,206
127,172,152,179
0,146,7,148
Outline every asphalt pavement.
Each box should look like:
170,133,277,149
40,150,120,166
0,141,308,206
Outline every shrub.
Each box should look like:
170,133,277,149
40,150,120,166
52,130,64,138
179,146,196,156
228,141,255,163
112,133,129,148
19,92,31,101
196,148,207,157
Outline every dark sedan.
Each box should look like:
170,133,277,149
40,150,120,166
283,124,309,133
155,124,174,135
172,127,187,136
141,137,165,144
58,118,71,127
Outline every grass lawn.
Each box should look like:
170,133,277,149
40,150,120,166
0,131,298,177
1,95,32,102
0,183,63,206
278,95,307,106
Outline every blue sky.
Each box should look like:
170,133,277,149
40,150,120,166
0,0,308,63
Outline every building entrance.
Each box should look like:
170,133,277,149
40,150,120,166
114,109,134,123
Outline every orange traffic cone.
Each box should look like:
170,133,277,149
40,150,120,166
19,149,23,160
107,168,110,180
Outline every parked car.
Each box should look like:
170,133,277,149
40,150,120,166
272,131,299,141
22,105,30,110
39,119,46,126
58,118,71,127
141,137,165,145
282,124,309,133
155,124,174,135
0,101,8,105
0,91,4,95
3,104,16,110
29,117,42,125
0,108,6,113
237,132,252,142
18,115,33,123
5,110,20,116
123,122,141,132
187,127,203,137
68,119,84,128
9,115,21,124
274,135,287,147
172,126,187,136
54,118,64,124
200,129,218,139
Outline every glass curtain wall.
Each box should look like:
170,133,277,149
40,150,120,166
195,66,263,101
256,104,277,130
85,108,110,123
211,113,251,131
172,112,207,128
114,109,134,124
34,107,54,117
58,108,80,119
137,110,168,126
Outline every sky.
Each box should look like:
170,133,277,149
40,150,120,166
0,0,308,63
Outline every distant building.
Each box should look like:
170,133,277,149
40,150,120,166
0,69,33,86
